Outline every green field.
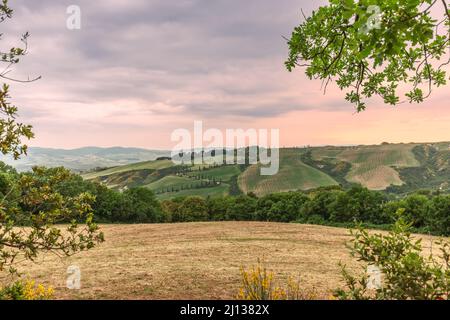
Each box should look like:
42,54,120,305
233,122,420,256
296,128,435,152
82,159,175,180
156,184,230,200
81,142,450,197
145,175,196,191
187,165,241,182
238,149,338,196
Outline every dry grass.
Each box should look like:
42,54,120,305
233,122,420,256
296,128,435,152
0,222,439,300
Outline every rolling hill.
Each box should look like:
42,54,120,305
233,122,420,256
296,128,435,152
238,148,339,196
78,141,449,198
2,142,447,198
309,143,420,190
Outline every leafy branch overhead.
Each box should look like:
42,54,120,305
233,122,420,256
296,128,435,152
0,0,41,160
0,0,104,283
0,167,105,275
286,0,450,111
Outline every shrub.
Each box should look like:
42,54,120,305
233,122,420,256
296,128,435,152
427,195,450,236
227,195,257,220
0,280,54,300
335,215,450,300
237,260,317,300
206,197,232,221
178,196,208,222
123,187,162,223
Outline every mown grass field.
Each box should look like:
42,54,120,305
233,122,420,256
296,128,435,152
4,222,439,300
238,149,338,196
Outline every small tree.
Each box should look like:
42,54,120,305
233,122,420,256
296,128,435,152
0,1,104,284
335,214,450,300
0,1,37,159
1,167,104,275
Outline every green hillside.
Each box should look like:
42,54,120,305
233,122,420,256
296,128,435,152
238,149,338,196
82,142,450,198
310,143,420,190
156,184,230,200
83,159,175,180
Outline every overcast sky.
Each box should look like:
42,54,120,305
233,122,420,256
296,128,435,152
2,0,450,149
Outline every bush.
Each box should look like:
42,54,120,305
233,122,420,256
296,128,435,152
335,216,450,300
257,192,309,222
227,195,257,220
206,197,232,221
237,260,317,300
178,196,208,222
123,187,162,223
0,280,54,300
427,195,450,236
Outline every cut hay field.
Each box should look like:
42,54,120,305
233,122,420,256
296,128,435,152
4,222,439,300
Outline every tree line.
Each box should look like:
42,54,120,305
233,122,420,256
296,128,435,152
2,163,449,235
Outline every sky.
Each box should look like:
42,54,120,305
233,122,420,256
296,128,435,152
2,0,450,149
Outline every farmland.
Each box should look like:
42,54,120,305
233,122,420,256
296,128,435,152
313,143,420,190
5,221,440,300
81,142,450,198
238,149,338,196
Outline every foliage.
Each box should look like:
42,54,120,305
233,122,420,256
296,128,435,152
286,0,450,111
122,187,163,222
0,166,104,274
0,2,104,299
177,197,208,222
226,195,257,220
0,1,36,159
256,192,309,222
156,184,450,236
237,260,317,300
0,279,54,300
335,216,450,300
427,195,450,235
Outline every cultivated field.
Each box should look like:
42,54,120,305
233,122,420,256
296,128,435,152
82,159,175,180
312,143,420,190
239,149,338,196
4,222,439,300
81,142,450,197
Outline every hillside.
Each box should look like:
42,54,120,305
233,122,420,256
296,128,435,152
307,143,420,190
238,148,339,196
80,141,449,198
83,142,450,199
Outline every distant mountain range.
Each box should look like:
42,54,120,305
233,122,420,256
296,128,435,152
0,147,170,172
